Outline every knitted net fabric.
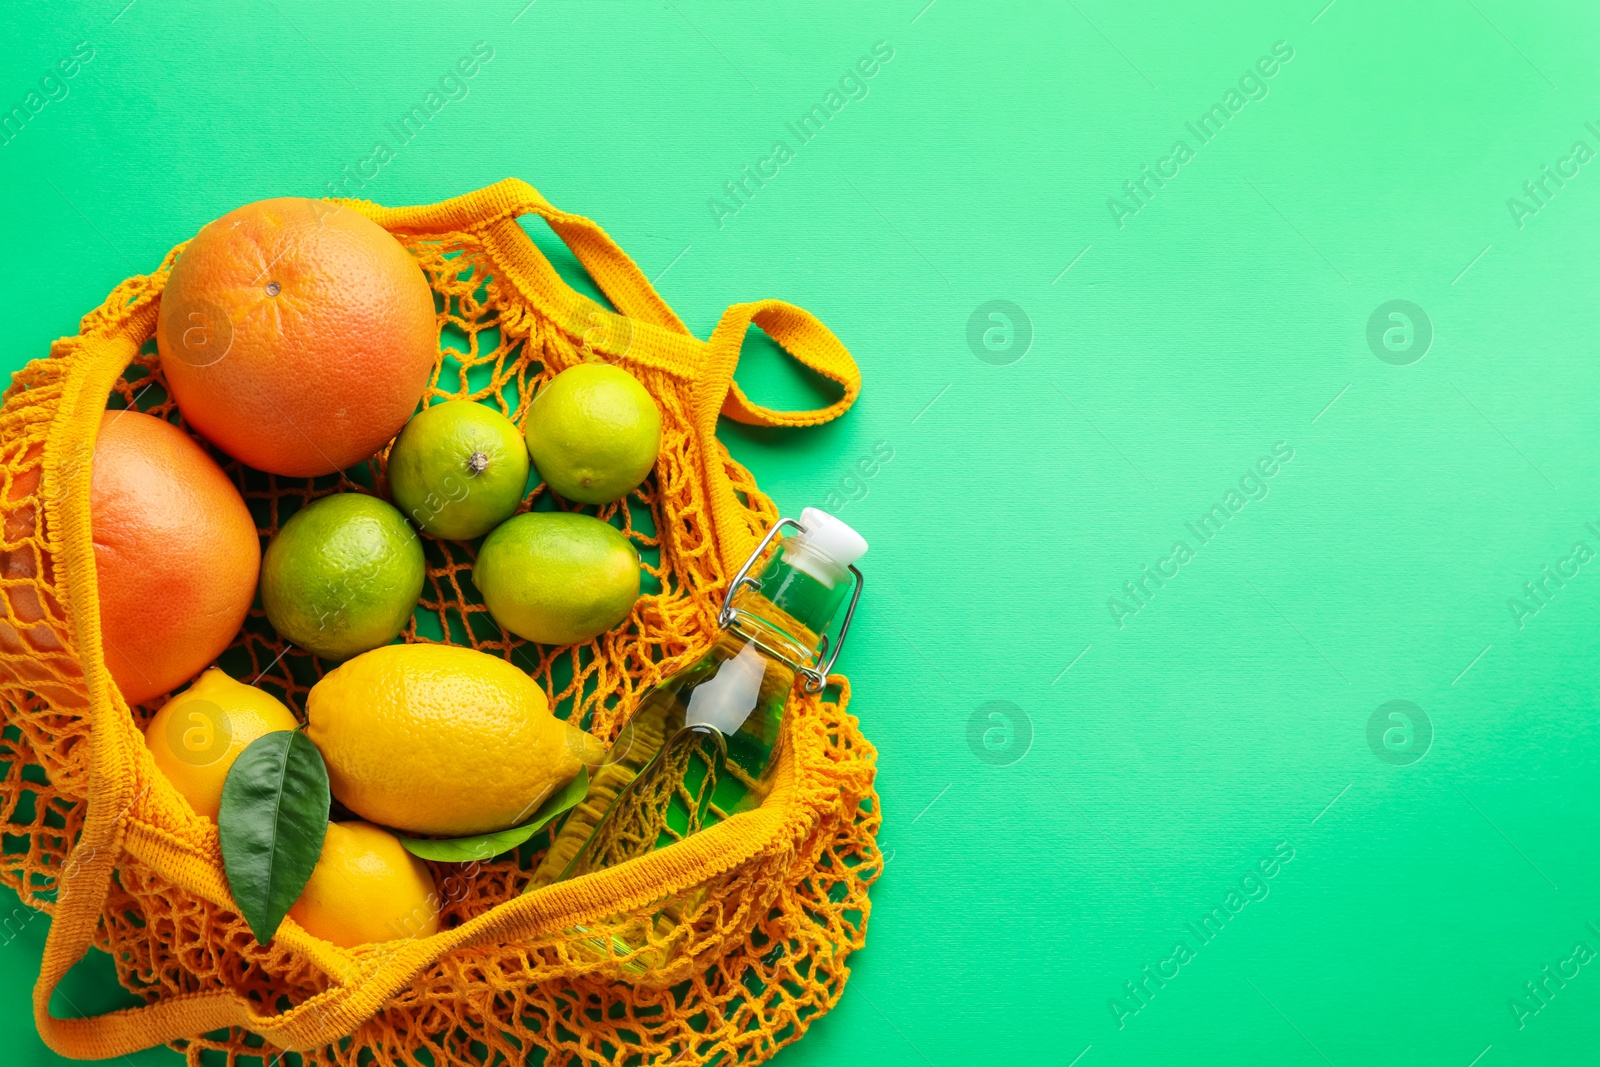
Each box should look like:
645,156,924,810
0,183,880,1066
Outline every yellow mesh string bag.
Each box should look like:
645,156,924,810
0,178,880,1065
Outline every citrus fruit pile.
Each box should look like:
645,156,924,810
100,197,660,948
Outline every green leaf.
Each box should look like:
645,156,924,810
218,730,330,945
400,766,589,863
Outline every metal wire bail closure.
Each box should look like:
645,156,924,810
718,517,864,693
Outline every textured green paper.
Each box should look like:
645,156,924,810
2,2,1598,1065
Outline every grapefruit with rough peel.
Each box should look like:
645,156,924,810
157,197,438,477
305,643,606,837
90,410,260,706
143,667,299,821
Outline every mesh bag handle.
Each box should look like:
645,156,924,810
709,300,862,430
358,177,691,336
698,299,863,576
26,179,865,1059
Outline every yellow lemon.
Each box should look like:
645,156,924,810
305,643,606,836
143,667,299,821
288,821,439,948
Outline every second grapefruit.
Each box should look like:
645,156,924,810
91,410,260,705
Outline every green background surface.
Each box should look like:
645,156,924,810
1,0,1598,1063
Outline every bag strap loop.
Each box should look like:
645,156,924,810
704,300,862,428
352,177,690,337
695,300,862,577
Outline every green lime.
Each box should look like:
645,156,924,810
261,493,425,661
472,512,640,645
388,400,529,540
524,363,661,505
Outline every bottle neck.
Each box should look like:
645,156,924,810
728,542,849,667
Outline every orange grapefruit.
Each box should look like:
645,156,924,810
91,410,260,705
156,197,437,477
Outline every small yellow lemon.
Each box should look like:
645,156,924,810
305,644,606,837
288,821,439,948
143,667,299,820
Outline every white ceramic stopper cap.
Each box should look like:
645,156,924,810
796,507,868,568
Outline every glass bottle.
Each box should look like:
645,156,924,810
528,508,867,890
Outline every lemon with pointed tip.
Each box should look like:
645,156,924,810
143,667,299,821
306,643,606,837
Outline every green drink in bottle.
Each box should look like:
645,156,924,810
528,508,868,904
